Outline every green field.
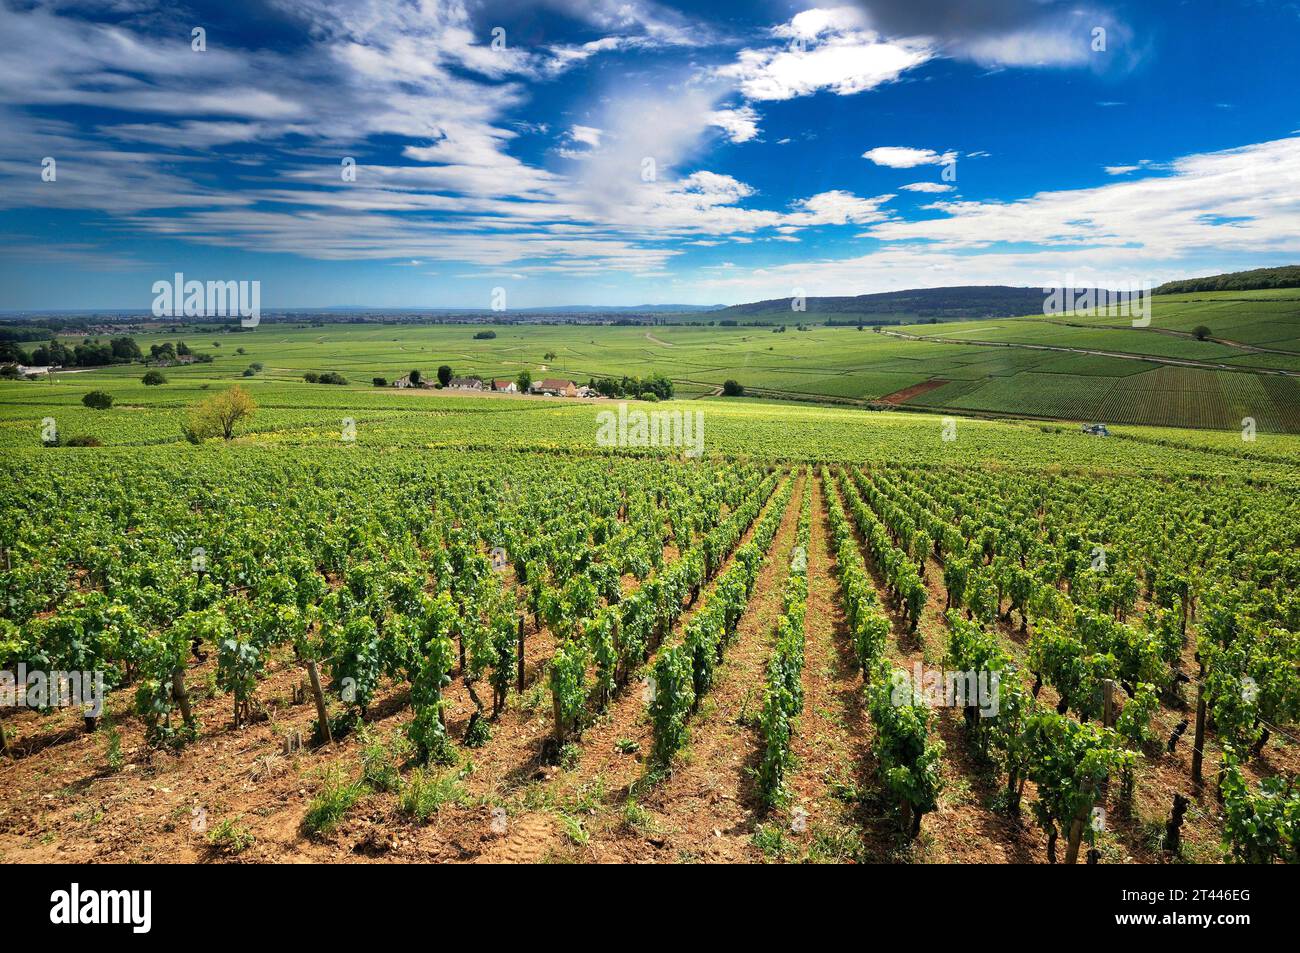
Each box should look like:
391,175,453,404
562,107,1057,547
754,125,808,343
8,285,1299,435
3,350,1297,865
4,361,1299,486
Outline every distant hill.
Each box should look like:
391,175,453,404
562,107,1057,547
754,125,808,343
497,304,722,314
1154,265,1300,295
714,286,1095,324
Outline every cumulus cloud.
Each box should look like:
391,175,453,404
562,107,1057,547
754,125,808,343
0,0,1267,294
785,190,895,226
863,147,958,168
555,124,604,157
717,7,933,101
707,106,761,143
847,0,1138,70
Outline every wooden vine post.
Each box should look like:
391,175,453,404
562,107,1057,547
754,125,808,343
171,668,195,730
1164,793,1190,853
516,615,525,695
305,660,333,745
1191,683,1207,789
1063,780,1098,865
1102,679,1116,729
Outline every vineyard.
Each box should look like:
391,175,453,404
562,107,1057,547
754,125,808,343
1,391,1296,863
6,287,1298,433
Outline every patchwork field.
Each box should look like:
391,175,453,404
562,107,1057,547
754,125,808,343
17,286,1300,433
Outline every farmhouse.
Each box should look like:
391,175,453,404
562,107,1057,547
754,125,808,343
491,379,517,392
449,377,484,390
531,378,578,397
391,374,429,389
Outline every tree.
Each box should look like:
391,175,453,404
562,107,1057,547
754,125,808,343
110,336,142,362
372,377,387,387
437,365,452,387
1193,325,1212,341
641,372,674,400
0,341,31,365
186,385,257,441
408,369,423,386
722,379,745,397
82,390,114,410
515,370,532,393
141,370,167,386
543,350,556,361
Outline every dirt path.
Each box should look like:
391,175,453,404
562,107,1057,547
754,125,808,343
644,332,675,348
772,470,877,860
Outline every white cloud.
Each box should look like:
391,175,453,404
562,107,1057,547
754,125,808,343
718,9,933,102
863,147,958,168
785,190,895,226
707,106,760,143
0,0,1257,292
527,0,711,47
569,125,603,147
686,136,1300,299
900,182,955,193
854,2,1139,71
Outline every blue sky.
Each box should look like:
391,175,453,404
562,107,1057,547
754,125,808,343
1,0,1298,309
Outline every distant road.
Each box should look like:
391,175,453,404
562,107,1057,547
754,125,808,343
645,332,675,347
